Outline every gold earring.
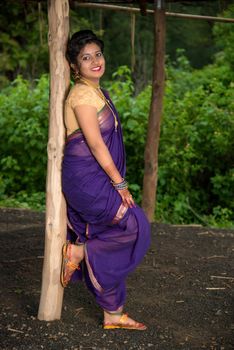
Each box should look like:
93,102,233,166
73,70,81,81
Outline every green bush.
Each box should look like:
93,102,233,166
157,54,234,225
107,58,233,227
0,74,49,208
0,59,233,227
107,66,150,202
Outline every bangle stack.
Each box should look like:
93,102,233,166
111,178,128,190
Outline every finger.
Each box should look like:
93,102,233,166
127,194,134,207
121,194,129,208
131,196,135,205
130,197,136,208
124,196,132,208
123,200,129,208
118,190,132,208
126,196,133,208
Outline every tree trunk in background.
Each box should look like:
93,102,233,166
142,1,166,222
38,0,70,321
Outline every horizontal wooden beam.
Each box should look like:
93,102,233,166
166,11,234,23
76,2,234,23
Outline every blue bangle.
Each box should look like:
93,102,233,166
111,179,128,190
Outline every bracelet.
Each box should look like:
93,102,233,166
111,178,128,190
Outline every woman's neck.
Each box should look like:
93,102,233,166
78,76,100,89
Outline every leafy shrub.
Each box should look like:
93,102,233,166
0,74,49,204
106,58,234,227
107,66,150,202
0,58,233,227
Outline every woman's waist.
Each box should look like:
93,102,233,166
62,155,100,175
62,166,112,197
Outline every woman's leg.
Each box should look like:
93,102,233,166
62,243,85,283
83,209,150,329
69,243,84,262
84,273,147,329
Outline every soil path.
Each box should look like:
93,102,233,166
0,208,233,350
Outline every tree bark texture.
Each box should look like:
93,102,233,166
142,2,166,222
38,0,70,321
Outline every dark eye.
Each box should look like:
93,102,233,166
97,52,102,57
83,56,90,61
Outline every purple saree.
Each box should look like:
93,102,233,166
62,89,150,311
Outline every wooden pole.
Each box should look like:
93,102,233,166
38,0,70,321
142,0,166,222
131,13,136,72
76,2,234,23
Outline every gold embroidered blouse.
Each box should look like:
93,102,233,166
64,83,105,136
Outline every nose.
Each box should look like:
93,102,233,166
92,56,98,64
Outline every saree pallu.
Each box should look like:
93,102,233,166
62,90,150,311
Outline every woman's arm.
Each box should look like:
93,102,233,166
74,105,135,208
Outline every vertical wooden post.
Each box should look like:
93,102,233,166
142,0,166,222
131,13,136,72
38,0,70,321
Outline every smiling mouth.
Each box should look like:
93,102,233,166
91,66,102,72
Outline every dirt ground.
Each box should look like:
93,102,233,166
0,208,233,350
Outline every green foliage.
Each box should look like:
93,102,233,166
0,191,45,211
105,52,233,228
1,5,234,228
0,2,48,87
1,57,233,227
1,1,232,92
0,75,49,205
106,66,150,202
213,5,234,70
0,3,93,89
157,54,234,226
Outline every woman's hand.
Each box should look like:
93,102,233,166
117,188,135,208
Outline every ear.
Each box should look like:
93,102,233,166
70,64,77,71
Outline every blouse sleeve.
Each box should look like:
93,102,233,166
67,84,98,110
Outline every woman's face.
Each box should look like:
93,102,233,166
77,42,105,84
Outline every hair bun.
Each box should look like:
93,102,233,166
71,30,97,42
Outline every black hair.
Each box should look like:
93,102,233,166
66,30,104,66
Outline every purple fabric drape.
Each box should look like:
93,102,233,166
62,89,150,311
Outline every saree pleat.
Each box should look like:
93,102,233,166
62,89,150,311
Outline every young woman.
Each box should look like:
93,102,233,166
61,30,150,330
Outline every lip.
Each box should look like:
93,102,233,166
91,66,102,72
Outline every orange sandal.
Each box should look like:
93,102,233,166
61,243,80,288
103,313,147,331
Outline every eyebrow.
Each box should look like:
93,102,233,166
80,50,102,58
